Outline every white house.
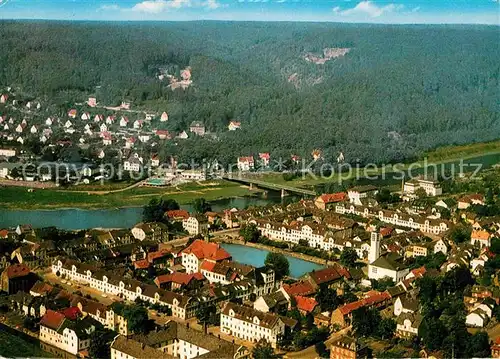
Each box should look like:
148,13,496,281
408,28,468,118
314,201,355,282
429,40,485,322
470,230,492,248
176,131,189,139
220,302,287,348
64,120,73,128
394,296,418,316
160,112,169,122
150,155,160,167
182,216,208,236
348,185,378,205
433,239,449,255
180,240,231,274
99,123,108,133
94,115,104,123
15,124,23,133
133,120,143,129
45,117,54,126
81,112,91,120
138,134,150,143
466,309,489,327
228,121,241,131
124,154,142,172
30,125,38,134
458,194,485,209
368,233,409,282
396,313,422,338
119,117,128,127
237,156,254,172
39,310,95,355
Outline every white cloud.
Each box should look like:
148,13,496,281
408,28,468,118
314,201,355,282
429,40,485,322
131,0,191,13
99,4,120,11
338,1,404,18
276,0,286,3
202,0,221,9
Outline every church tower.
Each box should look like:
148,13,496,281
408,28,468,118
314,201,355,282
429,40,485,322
369,232,381,263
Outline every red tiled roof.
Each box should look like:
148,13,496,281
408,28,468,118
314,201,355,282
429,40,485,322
238,156,254,163
410,266,427,278
165,209,190,220
282,281,315,297
338,291,390,315
0,229,8,238
380,227,394,237
40,310,65,330
308,267,341,285
61,306,80,321
259,153,270,160
181,240,231,262
200,260,216,272
3,264,30,279
333,263,351,280
133,259,150,270
318,192,346,204
295,295,318,313
472,230,490,241
147,250,172,263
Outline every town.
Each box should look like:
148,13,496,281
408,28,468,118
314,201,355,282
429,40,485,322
0,163,499,359
0,87,280,186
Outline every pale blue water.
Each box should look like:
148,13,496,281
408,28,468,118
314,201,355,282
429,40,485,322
0,194,298,230
221,243,324,278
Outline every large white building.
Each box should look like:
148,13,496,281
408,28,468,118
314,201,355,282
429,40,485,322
0,148,16,157
111,321,249,359
52,258,197,320
220,302,290,348
180,240,232,274
39,310,95,356
403,177,442,197
335,204,450,234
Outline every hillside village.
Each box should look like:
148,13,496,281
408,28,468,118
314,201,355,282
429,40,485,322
0,86,254,184
0,168,499,358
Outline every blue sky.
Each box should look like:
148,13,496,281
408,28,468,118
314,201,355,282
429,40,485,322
0,0,498,24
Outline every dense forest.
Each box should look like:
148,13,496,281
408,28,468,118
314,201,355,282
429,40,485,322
0,21,498,166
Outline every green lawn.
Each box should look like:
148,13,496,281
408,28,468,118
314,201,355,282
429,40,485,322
0,330,51,358
0,180,253,209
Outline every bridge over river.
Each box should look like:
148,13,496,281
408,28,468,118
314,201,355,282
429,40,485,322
222,175,316,197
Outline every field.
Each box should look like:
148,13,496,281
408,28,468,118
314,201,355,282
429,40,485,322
0,180,255,210
257,141,500,188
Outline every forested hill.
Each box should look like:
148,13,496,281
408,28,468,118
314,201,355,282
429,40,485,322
0,21,498,165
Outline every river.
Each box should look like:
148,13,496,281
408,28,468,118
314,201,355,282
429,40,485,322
221,243,323,278
0,193,299,230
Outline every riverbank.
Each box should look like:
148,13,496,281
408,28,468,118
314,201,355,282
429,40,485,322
215,237,333,267
0,180,260,210
255,146,500,188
